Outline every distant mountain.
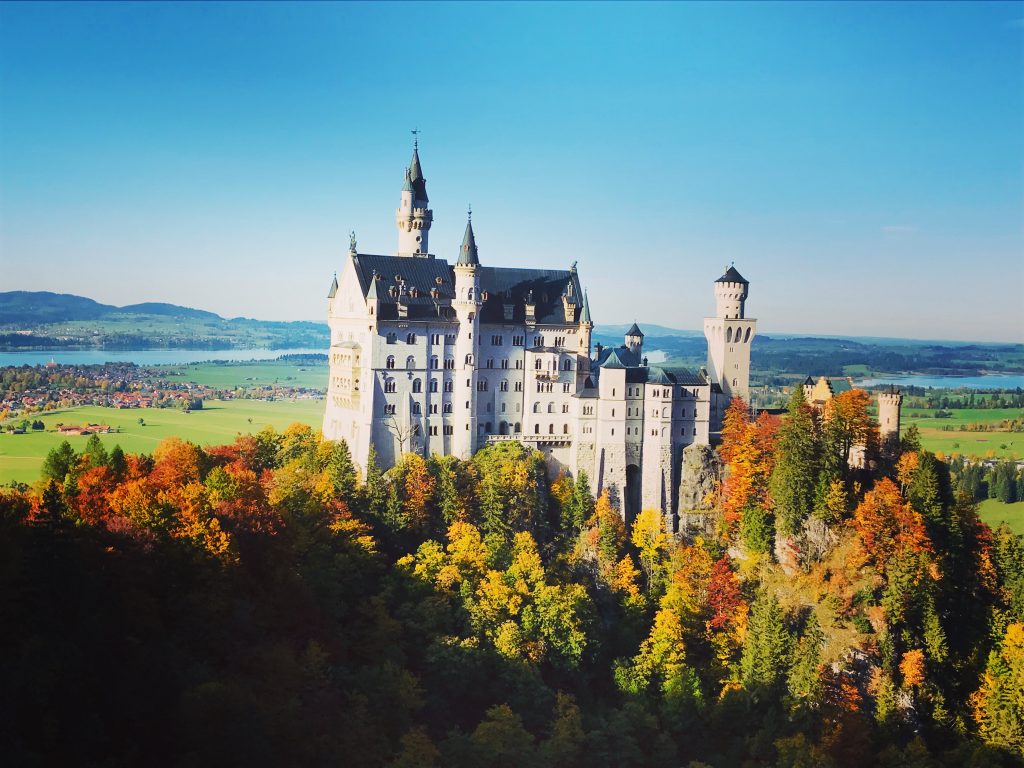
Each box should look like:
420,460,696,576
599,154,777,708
0,291,329,350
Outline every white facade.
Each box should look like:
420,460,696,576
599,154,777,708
323,146,751,528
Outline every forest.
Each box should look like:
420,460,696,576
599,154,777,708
2,389,1023,767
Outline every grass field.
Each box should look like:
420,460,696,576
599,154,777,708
0,399,324,485
170,360,328,389
978,498,1024,537
905,408,1023,460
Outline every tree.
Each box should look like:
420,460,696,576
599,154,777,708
741,591,791,690
630,509,670,591
770,386,821,537
971,622,1024,753
82,434,109,470
41,440,76,483
822,389,873,473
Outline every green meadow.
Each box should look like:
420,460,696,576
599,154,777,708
168,359,328,389
0,399,324,485
905,407,1023,460
978,498,1024,537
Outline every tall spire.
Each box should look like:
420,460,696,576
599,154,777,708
457,212,479,266
407,142,428,202
581,290,592,324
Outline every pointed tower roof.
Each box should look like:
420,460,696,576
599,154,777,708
366,272,383,301
626,322,644,337
581,290,592,324
408,144,428,202
327,273,338,299
401,168,415,193
716,265,748,284
457,215,479,266
601,349,627,369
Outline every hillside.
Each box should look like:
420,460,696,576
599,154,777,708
0,291,329,350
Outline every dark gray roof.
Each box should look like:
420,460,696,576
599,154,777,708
595,345,642,369
408,146,428,202
327,274,338,299
626,322,644,337
477,266,582,324
457,219,479,266
352,253,455,321
581,290,592,324
716,266,748,284
646,366,674,385
664,366,708,386
602,349,628,369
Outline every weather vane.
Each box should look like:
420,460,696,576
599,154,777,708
467,203,472,221
411,127,420,148
349,230,357,252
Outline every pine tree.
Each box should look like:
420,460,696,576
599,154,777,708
741,591,792,690
41,440,76,483
770,387,821,537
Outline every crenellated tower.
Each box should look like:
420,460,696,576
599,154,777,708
878,386,903,452
703,265,756,403
395,140,433,256
452,213,481,458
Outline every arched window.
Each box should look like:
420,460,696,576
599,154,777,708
533,402,540,413
548,424,554,434
514,422,521,433
430,356,439,369
563,424,569,434
386,355,395,369
412,402,421,415
406,356,415,369
384,378,396,393
444,380,453,393
465,354,473,365
534,424,539,434
744,327,752,342
429,379,438,393
406,333,416,344
412,379,422,393
500,380,509,392
534,359,542,370
443,402,453,413
548,403,555,413
563,359,572,371
726,327,733,343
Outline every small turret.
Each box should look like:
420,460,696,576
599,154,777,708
714,265,749,320
395,140,433,256
452,211,481,459
578,290,594,363
457,214,479,267
625,322,644,358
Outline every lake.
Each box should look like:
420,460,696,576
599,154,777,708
859,374,1024,390
0,348,326,366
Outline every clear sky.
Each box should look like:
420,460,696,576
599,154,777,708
1,1,1022,342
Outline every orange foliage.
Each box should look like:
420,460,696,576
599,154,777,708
720,410,779,529
150,437,203,490
850,477,932,573
899,649,926,688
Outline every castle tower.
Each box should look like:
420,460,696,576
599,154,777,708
578,290,594,367
625,322,644,358
452,213,481,458
878,386,903,451
395,141,433,256
703,266,756,402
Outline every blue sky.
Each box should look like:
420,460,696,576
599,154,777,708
1,1,1021,342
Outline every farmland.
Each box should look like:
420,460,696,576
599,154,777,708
0,399,324,485
978,498,1024,537
904,407,1023,461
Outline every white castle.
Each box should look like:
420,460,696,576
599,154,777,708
323,144,755,522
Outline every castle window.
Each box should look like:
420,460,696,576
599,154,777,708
491,335,503,345
549,424,554,434
514,382,523,392
430,356,439,369
445,334,456,344
444,380,453,393
533,402,540,413
430,426,438,436
555,336,565,347
744,327,752,342
407,333,417,344
443,403,453,413
732,378,737,386
534,336,544,347
535,424,540,434
563,424,569,434
386,332,397,344
562,404,569,413
386,355,396,369
430,404,438,414
500,380,509,392
513,336,524,346
445,358,455,370
501,403,506,412
384,379,396,393
563,383,570,392
431,334,441,344
535,359,542,370
412,402,421,415
547,403,554,413
515,360,523,369
477,380,488,392
487,358,494,368
726,327,733,343
412,379,422,393
444,425,454,435
562,359,572,371
406,356,416,369
501,359,509,369
514,422,521,433
465,354,473,365
384,404,396,415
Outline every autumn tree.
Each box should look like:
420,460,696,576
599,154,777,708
770,386,821,537
971,622,1024,754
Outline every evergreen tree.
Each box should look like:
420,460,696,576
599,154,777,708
82,434,109,470
109,444,127,478
41,440,76,483
741,591,792,690
770,387,821,537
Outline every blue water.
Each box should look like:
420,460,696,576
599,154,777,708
0,348,325,366
859,374,1024,390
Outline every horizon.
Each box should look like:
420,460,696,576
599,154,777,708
1,2,1022,343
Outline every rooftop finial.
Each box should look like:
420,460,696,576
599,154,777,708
349,230,357,252
411,127,420,149
467,203,472,221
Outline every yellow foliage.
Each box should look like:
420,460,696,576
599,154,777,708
899,649,926,688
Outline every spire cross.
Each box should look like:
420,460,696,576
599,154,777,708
411,128,420,149
467,203,472,221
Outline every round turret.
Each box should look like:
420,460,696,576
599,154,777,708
714,266,749,320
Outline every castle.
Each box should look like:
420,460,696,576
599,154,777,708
322,144,896,525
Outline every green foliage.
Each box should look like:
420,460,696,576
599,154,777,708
41,440,77,483
740,503,774,554
741,591,792,690
771,388,821,536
